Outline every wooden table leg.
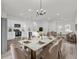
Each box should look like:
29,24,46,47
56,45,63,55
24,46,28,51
31,50,36,59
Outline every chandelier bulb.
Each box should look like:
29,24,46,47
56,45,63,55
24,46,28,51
36,10,39,12
41,9,43,11
44,10,46,12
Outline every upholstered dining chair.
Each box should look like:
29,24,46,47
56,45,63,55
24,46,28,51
51,31,57,37
36,48,43,59
10,44,29,59
66,32,77,43
47,32,51,37
57,39,63,59
40,40,60,59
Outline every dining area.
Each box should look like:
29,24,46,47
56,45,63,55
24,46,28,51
1,29,77,59
1,0,77,59
10,33,63,59
9,29,77,59
1,18,77,59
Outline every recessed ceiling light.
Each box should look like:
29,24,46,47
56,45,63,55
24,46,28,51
56,13,60,16
28,9,32,12
58,25,62,29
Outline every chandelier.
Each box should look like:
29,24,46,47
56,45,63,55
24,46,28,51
36,0,46,16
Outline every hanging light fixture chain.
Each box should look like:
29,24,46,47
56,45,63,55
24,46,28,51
40,0,42,9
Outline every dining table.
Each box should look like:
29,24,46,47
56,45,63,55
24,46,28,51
18,36,56,59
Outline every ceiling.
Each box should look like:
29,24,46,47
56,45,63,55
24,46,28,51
1,0,77,21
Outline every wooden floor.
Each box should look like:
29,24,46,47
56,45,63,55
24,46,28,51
61,40,77,59
2,39,77,59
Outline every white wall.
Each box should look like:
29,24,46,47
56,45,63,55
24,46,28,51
7,17,76,40
30,18,76,34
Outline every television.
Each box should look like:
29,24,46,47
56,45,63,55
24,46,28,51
14,24,21,28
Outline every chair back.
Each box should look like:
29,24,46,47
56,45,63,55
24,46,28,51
58,39,62,51
47,41,59,59
10,44,27,59
66,32,77,43
48,39,62,59
57,39,63,59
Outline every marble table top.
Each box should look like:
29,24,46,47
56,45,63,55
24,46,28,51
18,37,56,51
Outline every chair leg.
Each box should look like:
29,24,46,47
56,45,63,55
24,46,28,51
58,51,60,59
58,50,63,59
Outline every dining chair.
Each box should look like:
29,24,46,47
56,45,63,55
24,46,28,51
36,48,43,59
10,44,29,59
40,40,59,59
57,39,63,59
40,39,62,59
66,32,77,43
47,32,51,37
51,31,57,37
